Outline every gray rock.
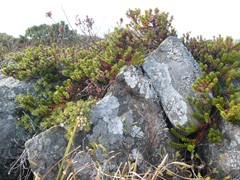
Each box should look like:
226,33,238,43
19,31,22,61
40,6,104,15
143,36,201,129
0,73,32,179
202,119,240,179
79,65,177,178
25,126,68,179
71,152,96,180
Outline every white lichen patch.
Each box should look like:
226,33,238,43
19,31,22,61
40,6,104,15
124,71,138,89
131,149,144,164
124,67,155,99
138,78,155,99
0,75,20,88
167,47,183,62
108,117,123,135
219,151,240,171
146,60,188,126
222,120,240,145
131,125,144,138
93,94,123,134
94,94,120,123
230,141,238,148
235,131,240,145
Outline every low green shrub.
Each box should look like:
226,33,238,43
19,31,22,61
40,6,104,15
2,8,176,135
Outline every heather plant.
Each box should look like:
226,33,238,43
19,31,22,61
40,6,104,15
2,8,176,135
2,44,102,134
98,8,176,76
106,8,176,57
125,8,176,53
186,35,239,131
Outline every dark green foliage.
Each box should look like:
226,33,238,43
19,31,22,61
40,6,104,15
0,33,19,62
25,21,77,47
183,35,240,124
169,128,196,152
208,128,222,143
0,33,14,57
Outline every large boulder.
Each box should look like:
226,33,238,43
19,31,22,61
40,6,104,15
143,36,201,129
84,65,177,176
0,73,32,179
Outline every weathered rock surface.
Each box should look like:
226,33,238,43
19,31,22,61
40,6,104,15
25,126,68,179
85,65,176,174
0,73,32,180
143,36,201,129
202,119,240,179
